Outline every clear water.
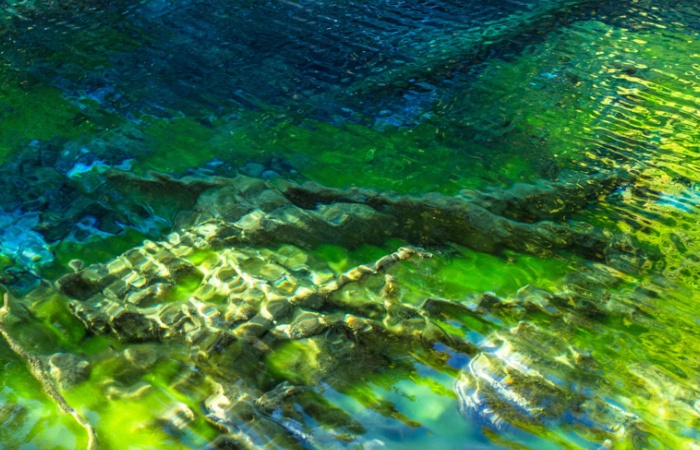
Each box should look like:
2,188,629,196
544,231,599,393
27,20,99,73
1,0,700,448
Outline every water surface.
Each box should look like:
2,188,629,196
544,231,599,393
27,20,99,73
1,0,700,448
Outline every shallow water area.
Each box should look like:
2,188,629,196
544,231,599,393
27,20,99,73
2,0,700,449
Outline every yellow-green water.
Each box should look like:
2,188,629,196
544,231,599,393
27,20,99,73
1,0,700,449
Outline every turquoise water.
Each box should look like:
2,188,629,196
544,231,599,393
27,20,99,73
2,0,700,448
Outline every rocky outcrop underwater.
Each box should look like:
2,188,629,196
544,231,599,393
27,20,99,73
4,165,691,449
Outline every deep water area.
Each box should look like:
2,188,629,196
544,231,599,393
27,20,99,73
2,0,700,448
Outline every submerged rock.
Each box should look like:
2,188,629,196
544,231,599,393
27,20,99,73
47,352,91,390
44,171,656,446
462,169,634,223
454,321,643,443
157,403,196,436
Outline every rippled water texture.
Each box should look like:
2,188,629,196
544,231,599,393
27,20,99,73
2,0,700,448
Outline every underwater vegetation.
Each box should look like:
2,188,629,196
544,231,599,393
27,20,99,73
2,0,700,449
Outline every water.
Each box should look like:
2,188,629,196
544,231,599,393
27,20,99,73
1,0,700,448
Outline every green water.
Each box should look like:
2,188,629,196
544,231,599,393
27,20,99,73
2,0,700,448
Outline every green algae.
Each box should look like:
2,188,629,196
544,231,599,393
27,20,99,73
0,327,92,449
0,366,91,449
28,291,86,348
411,247,578,299
271,122,483,193
3,4,700,450
167,271,205,302
45,229,151,279
139,116,223,175
315,242,578,300
0,82,97,164
450,19,700,186
429,22,649,174
266,340,321,386
135,111,501,194
0,254,12,272
184,248,215,267
312,242,401,274
63,346,218,449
